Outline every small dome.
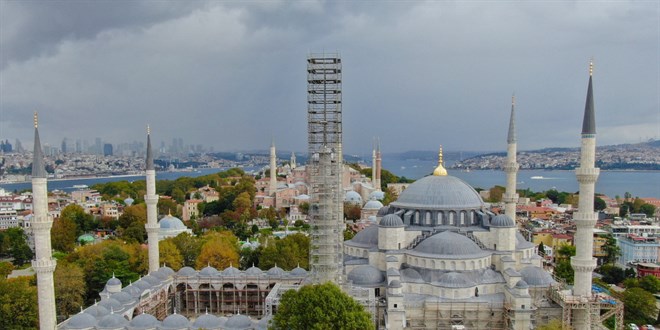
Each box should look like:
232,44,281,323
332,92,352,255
200,265,219,277
387,268,400,276
389,280,402,288
152,269,169,280
161,313,189,329
223,265,243,277
177,266,197,277
363,200,384,210
376,205,390,217
520,266,555,286
379,214,404,228
124,198,134,206
515,280,529,289
369,190,385,201
400,268,424,283
267,265,285,276
66,311,97,329
295,194,310,200
78,234,95,243
347,265,385,287
290,266,307,277
142,275,161,285
97,313,128,329
107,276,122,287
122,285,142,297
159,265,175,275
97,298,123,313
225,314,253,330
344,191,362,204
347,225,378,247
84,304,110,318
110,291,135,305
192,313,222,330
490,214,515,228
414,231,484,256
159,215,187,230
129,313,160,329
436,272,476,288
135,280,152,291
246,265,263,276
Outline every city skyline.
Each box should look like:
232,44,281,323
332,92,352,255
1,1,658,153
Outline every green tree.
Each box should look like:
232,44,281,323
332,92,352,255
602,234,620,265
3,227,33,266
118,204,147,229
488,185,505,202
158,198,179,217
60,204,96,236
599,264,625,284
259,233,310,270
640,203,656,218
172,233,202,267
0,277,38,329
0,261,14,278
640,275,660,293
538,242,546,256
536,320,563,330
594,196,606,211
54,262,86,319
623,287,657,325
273,282,374,330
554,260,574,284
159,239,183,271
51,216,77,253
382,186,398,206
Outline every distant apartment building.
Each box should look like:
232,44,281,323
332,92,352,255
182,199,202,221
0,207,18,229
617,234,660,267
609,224,660,238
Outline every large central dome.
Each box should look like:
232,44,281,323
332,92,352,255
391,175,483,209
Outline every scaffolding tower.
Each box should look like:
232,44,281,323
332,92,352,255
307,54,344,284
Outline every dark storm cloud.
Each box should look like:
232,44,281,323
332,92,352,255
0,1,658,154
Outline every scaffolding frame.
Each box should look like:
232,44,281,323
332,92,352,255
307,54,344,284
548,286,624,330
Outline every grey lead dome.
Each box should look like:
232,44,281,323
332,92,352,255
391,175,483,209
490,214,516,228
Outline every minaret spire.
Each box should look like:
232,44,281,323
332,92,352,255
31,113,57,330
374,137,382,191
503,95,520,238
433,145,448,176
269,140,277,195
144,126,160,273
571,59,601,329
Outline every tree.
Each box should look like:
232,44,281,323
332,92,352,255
640,203,656,218
599,264,625,284
0,277,38,329
594,196,606,211
3,227,33,266
158,198,179,217
382,186,398,206
344,203,361,221
195,231,240,269
60,204,96,236
554,244,576,284
640,275,660,293
0,261,14,278
488,185,505,202
602,234,621,265
172,233,202,267
259,233,310,270
54,262,86,319
159,239,183,270
118,204,147,229
623,287,657,325
538,242,546,256
51,216,78,253
273,282,374,330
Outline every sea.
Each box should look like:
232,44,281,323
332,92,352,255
1,158,658,199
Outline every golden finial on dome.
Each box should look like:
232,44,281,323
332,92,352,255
433,145,448,176
589,58,594,76
34,112,38,128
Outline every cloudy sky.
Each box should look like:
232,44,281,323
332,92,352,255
1,1,658,154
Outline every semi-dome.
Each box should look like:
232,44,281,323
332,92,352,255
490,214,515,228
363,200,384,210
344,190,362,204
391,175,483,209
400,268,424,283
379,214,404,228
177,266,197,277
369,190,385,201
129,313,160,329
111,291,135,305
65,311,97,329
413,231,484,256
346,225,378,247
376,205,390,217
347,265,385,287
519,266,555,286
515,280,529,289
161,313,189,329
225,314,253,330
192,313,222,329
159,215,187,229
436,272,476,288
97,313,128,329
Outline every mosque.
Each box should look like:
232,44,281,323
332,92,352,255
32,61,616,329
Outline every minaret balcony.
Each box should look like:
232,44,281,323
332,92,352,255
575,168,600,183
32,258,57,273
31,220,53,230
144,195,159,203
504,163,519,173
570,256,596,273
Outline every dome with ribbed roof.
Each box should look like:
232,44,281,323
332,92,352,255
84,304,110,318
129,313,160,329
225,314,253,330
515,280,529,289
490,214,515,228
192,313,222,330
65,311,97,329
97,313,128,329
107,276,121,287
363,199,384,210
97,298,123,313
111,291,135,305
379,214,404,228
223,265,242,277
161,313,189,329
177,266,197,277
344,190,362,204
159,215,186,229
347,265,385,287
200,265,219,277
245,265,263,276
290,266,307,277
346,225,378,247
267,265,285,276
391,175,483,209
413,231,485,257
134,280,152,291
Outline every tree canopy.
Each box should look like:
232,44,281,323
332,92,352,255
272,282,374,330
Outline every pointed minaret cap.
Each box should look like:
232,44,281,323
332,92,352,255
32,112,47,178
146,125,154,170
433,146,448,176
507,95,517,144
582,59,596,135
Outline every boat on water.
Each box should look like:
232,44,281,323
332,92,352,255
530,176,544,179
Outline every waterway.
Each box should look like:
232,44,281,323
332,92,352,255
1,159,658,198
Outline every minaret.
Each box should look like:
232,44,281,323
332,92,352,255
144,126,160,273
290,152,296,169
570,60,600,329
371,140,377,187
269,140,277,195
433,145,448,176
375,138,382,191
31,113,57,330
503,95,519,221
